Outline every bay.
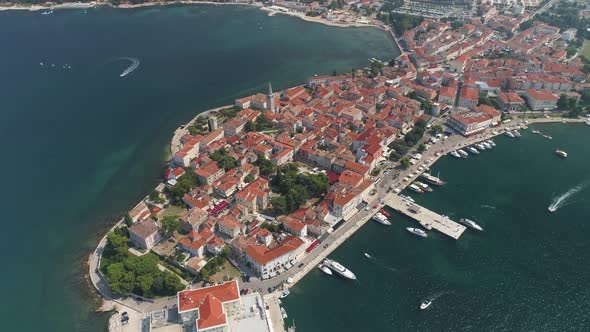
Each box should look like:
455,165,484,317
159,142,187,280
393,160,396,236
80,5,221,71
284,123,590,331
0,5,397,331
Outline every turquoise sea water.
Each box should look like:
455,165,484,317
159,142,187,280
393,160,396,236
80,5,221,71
0,6,397,331
284,123,590,331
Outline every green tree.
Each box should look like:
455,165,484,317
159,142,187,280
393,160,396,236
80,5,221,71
417,144,426,153
160,215,180,238
431,125,443,135
254,154,275,177
163,272,184,294
136,274,154,296
271,196,287,215
149,190,164,204
244,120,256,132
124,213,133,227
244,174,254,183
400,157,411,169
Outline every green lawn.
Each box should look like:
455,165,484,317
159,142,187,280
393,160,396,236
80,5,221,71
582,39,590,60
208,259,241,283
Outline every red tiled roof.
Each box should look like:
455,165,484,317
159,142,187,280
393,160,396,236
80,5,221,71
177,281,240,329
244,235,304,265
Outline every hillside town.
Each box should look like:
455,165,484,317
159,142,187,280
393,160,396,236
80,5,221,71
93,1,590,332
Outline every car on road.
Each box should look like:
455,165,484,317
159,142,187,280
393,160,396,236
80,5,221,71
298,263,304,268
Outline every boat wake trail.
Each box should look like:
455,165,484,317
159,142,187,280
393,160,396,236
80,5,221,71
365,253,398,272
431,290,453,300
548,180,590,212
117,57,140,77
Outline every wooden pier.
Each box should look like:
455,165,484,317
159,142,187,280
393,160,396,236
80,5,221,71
384,194,466,240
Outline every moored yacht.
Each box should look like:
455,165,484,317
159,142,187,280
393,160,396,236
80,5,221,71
420,173,446,186
475,143,486,151
458,149,469,158
450,150,461,158
482,142,492,149
555,149,567,158
318,264,332,275
512,130,521,137
543,134,552,140
372,213,392,225
414,181,433,192
459,218,483,231
467,146,480,154
406,227,428,238
399,194,415,203
505,131,515,138
408,184,424,193
323,259,357,280
486,140,496,147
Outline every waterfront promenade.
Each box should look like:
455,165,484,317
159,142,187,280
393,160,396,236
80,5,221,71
170,104,232,155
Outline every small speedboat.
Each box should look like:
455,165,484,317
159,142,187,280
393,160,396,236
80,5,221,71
555,149,567,158
380,209,390,217
505,131,515,138
543,134,552,140
467,147,480,154
450,150,461,158
279,290,290,299
364,253,372,259
458,149,468,158
281,307,288,319
486,140,496,147
420,299,432,310
532,130,541,134
318,264,332,275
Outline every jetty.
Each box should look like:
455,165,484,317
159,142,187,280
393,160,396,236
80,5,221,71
384,194,466,239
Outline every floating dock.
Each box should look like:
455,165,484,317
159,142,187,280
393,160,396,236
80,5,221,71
384,194,466,240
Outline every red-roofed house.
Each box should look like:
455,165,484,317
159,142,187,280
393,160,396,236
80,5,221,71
128,201,150,223
195,162,225,185
496,92,525,112
524,89,559,111
447,110,493,137
458,86,479,109
438,86,457,105
129,220,161,250
217,215,242,238
283,219,308,237
244,235,305,279
177,280,241,331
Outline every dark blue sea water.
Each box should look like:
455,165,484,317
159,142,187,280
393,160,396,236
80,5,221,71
0,5,397,331
284,123,590,331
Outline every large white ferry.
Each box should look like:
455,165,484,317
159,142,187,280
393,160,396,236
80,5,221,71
323,259,357,280
372,213,392,225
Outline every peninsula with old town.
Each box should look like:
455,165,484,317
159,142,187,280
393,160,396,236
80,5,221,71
85,1,590,331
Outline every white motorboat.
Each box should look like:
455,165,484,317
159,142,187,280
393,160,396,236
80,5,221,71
414,181,433,192
420,299,432,310
399,194,415,203
364,253,372,259
450,150,461,158
318,264,333,275
459,218,483,231
585,120,590,126
323,259,357,280
482,142,492,149
532,130,541,134
279,290,290,299
406,227,427,238
505,131,515,138
467,147,480,154
555,149,567,158
281,307,288,319
513,130,521,137
543,134,552,140
458,149,469,158
486,140,496,147
372,213,392,225
475,143,486,151
409,184,424,193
